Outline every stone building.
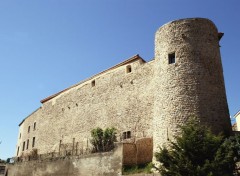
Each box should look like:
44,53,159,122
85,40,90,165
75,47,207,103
233,110,240,131
15,18,232,162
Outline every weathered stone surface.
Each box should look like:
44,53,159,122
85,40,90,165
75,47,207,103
7,143,122,176
17,58,154,156
123,138,153,166
15,18,231,167
153,18,231,154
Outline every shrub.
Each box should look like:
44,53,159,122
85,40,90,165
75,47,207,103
90,127,117,152
155,118,238,176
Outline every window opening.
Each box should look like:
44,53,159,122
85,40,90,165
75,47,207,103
34,122,36,130
127,131,131,138
126,65,132,73
28,126,30,133
32,137,35,148
19,133,21,139
26,139,29,150
91,80,95,87
168,52,175,64
17,146,19,156
123,131,131,139
22,142,25,151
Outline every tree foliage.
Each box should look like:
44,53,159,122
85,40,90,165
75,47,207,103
90,127,117,152
155,119,240,176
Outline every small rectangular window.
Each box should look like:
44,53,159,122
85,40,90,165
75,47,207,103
34,122,36,130
26,139,29,150
32,137,35,148
22,141,25,151
127,131,131,138
126,65,132,73
17,146,20,156
123,131,131,139
19,133,21,139
168,53,175,64
91,80,95,87
28,126,30,133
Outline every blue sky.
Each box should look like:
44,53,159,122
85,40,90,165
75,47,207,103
0,0,240,159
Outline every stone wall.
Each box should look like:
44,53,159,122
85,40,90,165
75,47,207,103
15,18,232,166
153,18,231,154
16,56,155,157
0,165,5,175
234,111,240,131
7,143,122,176
16,108,41,156
123,138,153,166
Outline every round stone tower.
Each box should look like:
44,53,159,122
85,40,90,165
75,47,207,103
153,18,231,153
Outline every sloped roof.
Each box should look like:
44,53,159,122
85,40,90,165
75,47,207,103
19,107,41,126
40,54,145,104
234,110,240,118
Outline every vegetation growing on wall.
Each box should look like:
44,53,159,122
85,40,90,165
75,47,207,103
90,127,117,152
155,119,240,176
122,162,153,175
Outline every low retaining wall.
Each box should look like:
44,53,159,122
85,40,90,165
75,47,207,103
7,138,153,176
0,165,5,176
7,143,123,176
123,138,153,166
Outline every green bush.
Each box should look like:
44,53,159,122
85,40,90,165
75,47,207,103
155,118,240,176
90,127,117,152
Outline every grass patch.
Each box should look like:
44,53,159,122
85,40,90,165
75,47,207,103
122,162,153,175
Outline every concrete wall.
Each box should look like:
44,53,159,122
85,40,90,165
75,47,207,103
7,143,122,176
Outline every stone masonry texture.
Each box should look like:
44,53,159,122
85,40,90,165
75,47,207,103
153,18,231,153
7,143,123,176
15,18,232,163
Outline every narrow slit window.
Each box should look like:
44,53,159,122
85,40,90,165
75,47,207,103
34,122,36,130
26,139,29,150
126,65,132,73
32,137,35,148
28,126,30,133
168,52,175,64
91,80,95,87
17,146,19,156
22,141,25,151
